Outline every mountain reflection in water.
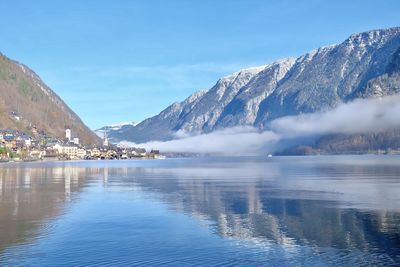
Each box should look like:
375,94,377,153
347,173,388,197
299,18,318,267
0,156,399,266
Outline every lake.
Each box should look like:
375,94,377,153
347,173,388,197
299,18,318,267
0,156,399,266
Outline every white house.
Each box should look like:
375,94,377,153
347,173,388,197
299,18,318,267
53,143,85,159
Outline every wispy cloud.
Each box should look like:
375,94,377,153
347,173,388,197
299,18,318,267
70,62,262,76
68,62,265,90
121,94,400,155
44,61,264,129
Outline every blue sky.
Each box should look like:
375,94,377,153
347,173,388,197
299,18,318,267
1,0,400,129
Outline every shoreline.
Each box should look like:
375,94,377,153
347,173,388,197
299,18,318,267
1,153,400,165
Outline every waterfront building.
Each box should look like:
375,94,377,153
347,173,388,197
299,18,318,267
73,137,79,145
53,143,83,159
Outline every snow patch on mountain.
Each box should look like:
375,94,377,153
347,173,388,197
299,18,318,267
107,27,400,144
95,122,138,138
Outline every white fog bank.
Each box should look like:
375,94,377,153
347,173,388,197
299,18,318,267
120,94,400,154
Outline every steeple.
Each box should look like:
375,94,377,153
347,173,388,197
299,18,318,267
103,129,109,147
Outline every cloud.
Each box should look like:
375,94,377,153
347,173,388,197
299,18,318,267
269,94,400,136
120,126,280,155
68,62,260,90
120,94,400,155
70,62,259,76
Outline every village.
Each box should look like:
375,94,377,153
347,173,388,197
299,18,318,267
0,128,164,162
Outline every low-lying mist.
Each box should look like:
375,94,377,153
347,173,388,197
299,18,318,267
120,94,400,155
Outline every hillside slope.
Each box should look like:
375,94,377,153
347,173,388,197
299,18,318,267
293,44,400,155
0,53,99,145
107,27,400,144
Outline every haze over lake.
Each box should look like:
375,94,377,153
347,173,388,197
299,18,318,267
0,156,399,266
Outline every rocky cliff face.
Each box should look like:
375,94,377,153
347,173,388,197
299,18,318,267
0,53,100,145
300,43,400,154
108,27,400,144
362,46,400,97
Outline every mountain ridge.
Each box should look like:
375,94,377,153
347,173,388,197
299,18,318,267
106,26,400,145
0,53,100,145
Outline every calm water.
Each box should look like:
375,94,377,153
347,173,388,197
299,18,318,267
0,156,399,266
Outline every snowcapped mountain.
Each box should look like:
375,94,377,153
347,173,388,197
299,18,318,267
107,27,400,144
95,122,137,139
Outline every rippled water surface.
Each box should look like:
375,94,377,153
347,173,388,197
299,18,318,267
0,156,399,266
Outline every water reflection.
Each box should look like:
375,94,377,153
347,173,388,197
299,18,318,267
112,157,400,261
0,164,91,252
0,156,399,265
